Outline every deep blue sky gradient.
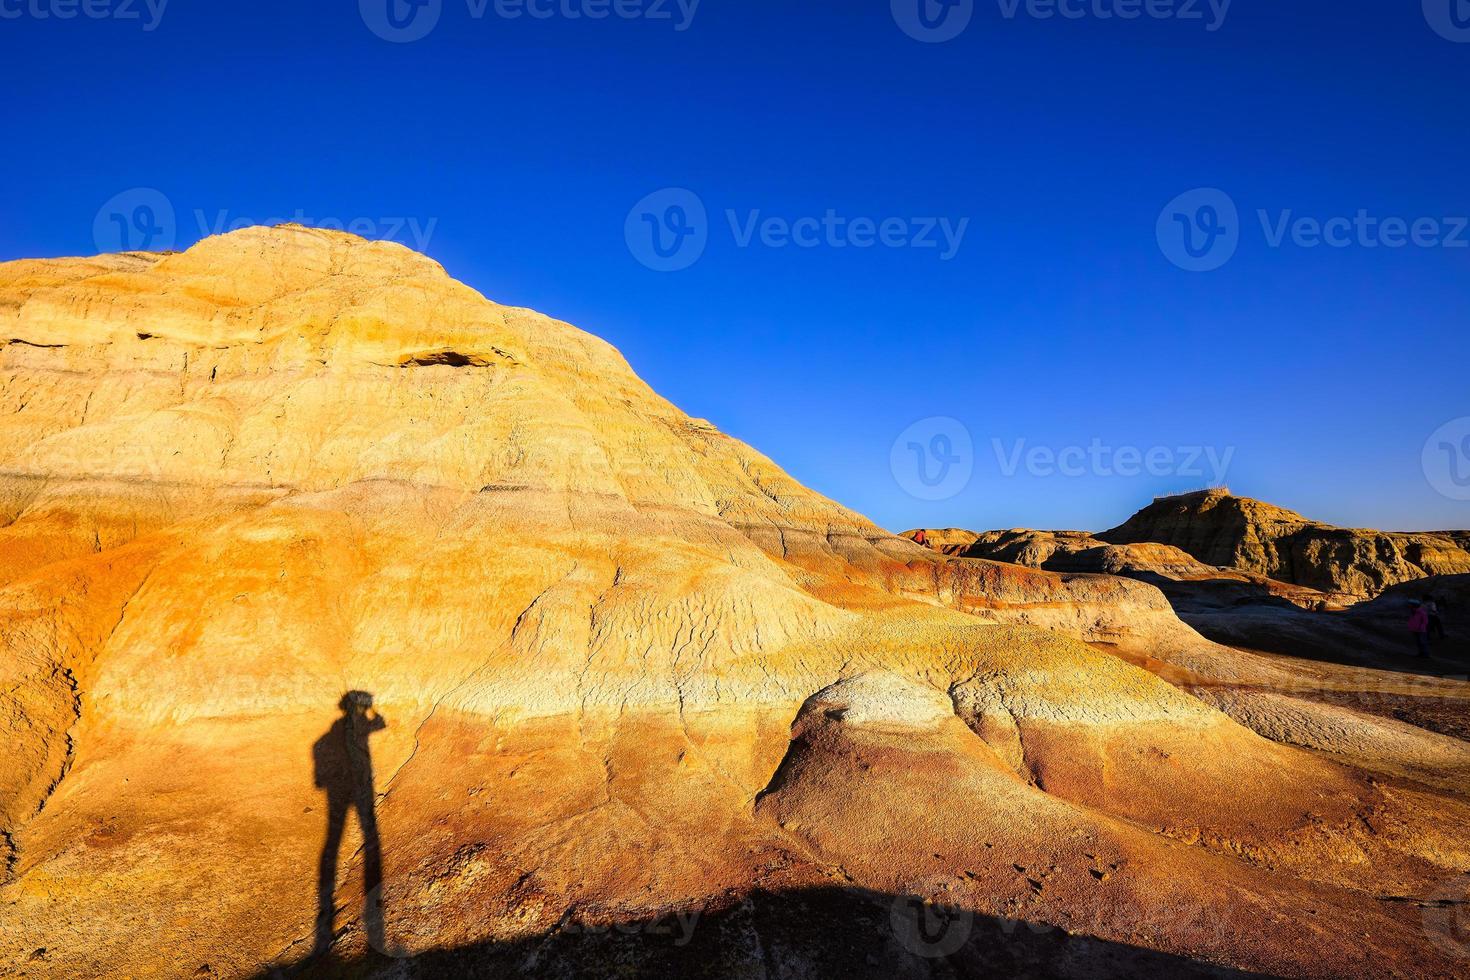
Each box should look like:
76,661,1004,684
1,0,1467,532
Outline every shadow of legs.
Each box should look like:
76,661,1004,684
314,794,348,957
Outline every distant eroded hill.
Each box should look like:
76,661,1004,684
1098,489,1470,598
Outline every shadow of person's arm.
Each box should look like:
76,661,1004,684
366,709,388,733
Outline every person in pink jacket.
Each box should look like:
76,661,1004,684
1408,601,1432,659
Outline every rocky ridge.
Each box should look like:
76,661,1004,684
1099,489,1470,598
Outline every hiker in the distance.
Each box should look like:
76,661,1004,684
912,529,929,548
1408,600,1432,659
1425,596,1445,642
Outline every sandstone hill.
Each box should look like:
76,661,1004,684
1099,489,1470,599
2,228,1468,979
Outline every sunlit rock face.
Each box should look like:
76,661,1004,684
2,227,1467,979
1099,489,1470,599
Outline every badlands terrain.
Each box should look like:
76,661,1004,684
1,226,1468,979
911,491,1470,667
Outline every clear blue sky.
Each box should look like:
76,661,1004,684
2,1,1467,533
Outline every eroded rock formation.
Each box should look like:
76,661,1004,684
1099,489,1470,599
2,228,1467,979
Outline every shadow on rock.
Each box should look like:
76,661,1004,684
310,691,390,963
259,884,1270,979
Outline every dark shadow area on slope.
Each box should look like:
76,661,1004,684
934,537,1468,680
1137,573,1470,676
259,884,1272,980
1131,574,1470,741
312,692,390,961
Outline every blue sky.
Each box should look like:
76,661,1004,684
2,0,1467,532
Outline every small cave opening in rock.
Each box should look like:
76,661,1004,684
401,350,490,368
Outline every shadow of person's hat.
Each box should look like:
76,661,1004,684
340,690,374,711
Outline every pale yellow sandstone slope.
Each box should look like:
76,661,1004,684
0,227,1466,979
